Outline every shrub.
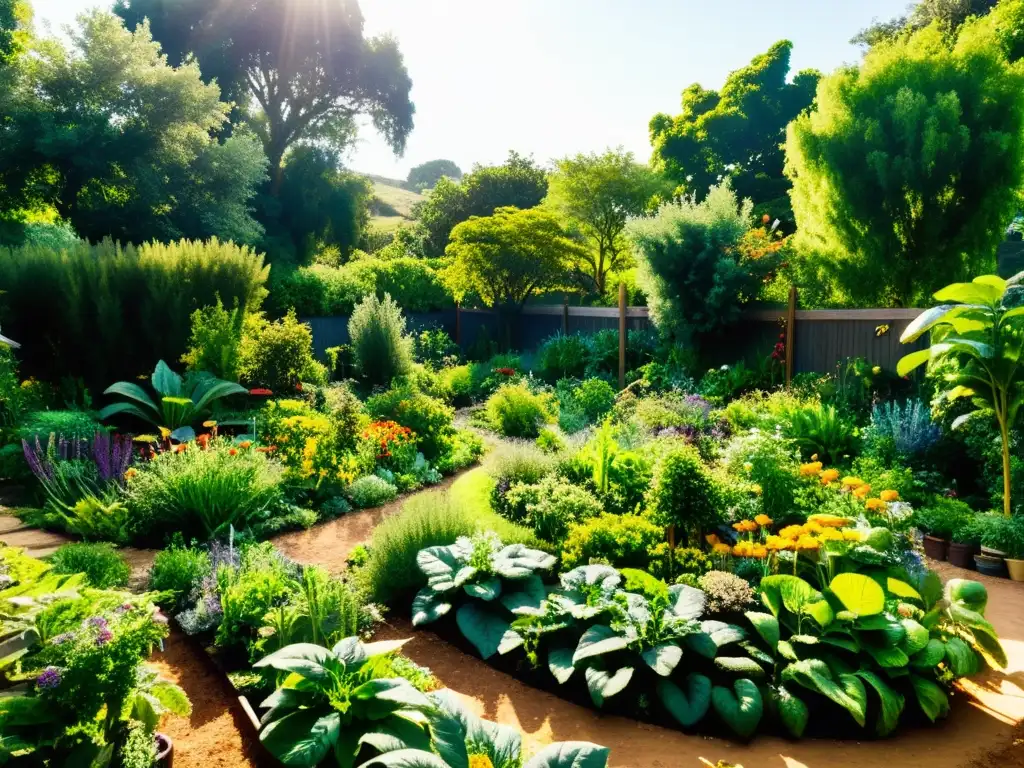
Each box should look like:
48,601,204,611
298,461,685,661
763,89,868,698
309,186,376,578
784,402,858,463
261,399,364,492
366,384,454,461
414,328,459,368
126,440,286,543
535,428,565,454
912,496,976,540
181,296,246,381
359,490,540,604
438,365,473,406
148,543,212,612
604,449,654,515
487,441,556,514
646,445,722,540
215,542,294,655
864,399,942,463
348,475,398,508
647,544,712,581
698,570,756,615
433,429,484,475
503,475,603,542
18,410,103,442
238,310,327,393
348,293,415,388
0,238,268,390
722,428,801,525
484,383,554,438
322,383,369,453
537,333,589,381
561,513,664,570
48,542,130,589
568,378,616,422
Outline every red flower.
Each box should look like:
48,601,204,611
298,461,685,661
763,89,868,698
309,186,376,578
229,448,237,456
196,434,210,450
495,367,516,376
295,383,303,392
173,443,187,454
249,388,273,396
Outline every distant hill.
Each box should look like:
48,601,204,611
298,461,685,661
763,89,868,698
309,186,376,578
364,175,424,234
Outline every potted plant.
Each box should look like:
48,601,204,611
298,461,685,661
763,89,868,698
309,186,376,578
995,515,1024,582
974,513,1011,576
912,497,970,561
948,516,980,570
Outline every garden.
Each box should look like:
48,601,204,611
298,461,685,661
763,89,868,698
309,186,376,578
1,0,1024,766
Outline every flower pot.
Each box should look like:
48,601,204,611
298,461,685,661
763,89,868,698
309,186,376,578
156,733,173,768
1006,558,1024,582
947,541,978,570
981,545,1009,558
974,553,1005,578
923,535,949,561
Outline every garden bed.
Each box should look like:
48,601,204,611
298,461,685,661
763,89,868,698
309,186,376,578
377,557,1024,767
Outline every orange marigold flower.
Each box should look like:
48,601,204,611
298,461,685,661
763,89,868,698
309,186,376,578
229,448,238,456
733,541,754,557
755,514,773,527
712,542,732,556
765,535,793,551
865,497,886,512
751,544,768,560
841,476,865,489
173,443,187,454
795,534,820,551
880,490,900,502
239,441,253,449
819,468,840,485
196,434,210,449
706,533,721,546
779,524,803,540
800,461,823,477
852,484,872,499
124,468,137,480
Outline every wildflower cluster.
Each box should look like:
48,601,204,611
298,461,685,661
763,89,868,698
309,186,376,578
801,456,901,517
360,420,418,472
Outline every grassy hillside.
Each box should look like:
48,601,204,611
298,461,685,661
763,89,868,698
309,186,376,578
366,177,424,233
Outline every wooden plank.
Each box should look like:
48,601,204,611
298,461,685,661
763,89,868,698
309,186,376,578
785,286,796,386
745,308,924,321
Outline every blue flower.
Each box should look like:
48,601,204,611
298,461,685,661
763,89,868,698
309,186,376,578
35,666,61,689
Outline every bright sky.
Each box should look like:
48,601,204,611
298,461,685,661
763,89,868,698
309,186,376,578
35,0,907,180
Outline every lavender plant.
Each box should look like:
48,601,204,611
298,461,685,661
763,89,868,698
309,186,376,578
864,400,941,460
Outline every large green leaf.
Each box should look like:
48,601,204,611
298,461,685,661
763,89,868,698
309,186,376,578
900,619,929,655
829,573,884,616
352,679,431,719
97,401,159,426
548,648,576,684
492,544,556,578
714,656,766,679
745,612,779,652
152,360,183,396
150,680,192,717
102,381,160,416
769,684,809,738
253,643,331,681
910,638,946,669
945,579,988,614
456,603,511,660
667,583,706,619
584,665,634,707
864,646,909,669
500,574,547,614
909,675,950,722
361,750,450,767
359,715,433,757
886,578,921,601
896,348,932,377
523,742,610,768
781,659,866,727
573,625,629,665
684,632,718,659
947,602,1007,668
711,679,763,740
934,279,1004,306
944,637,981,677
900,304,989,343
855,670,904,737
191,378,248,414
657,674,711,728
464,577,502,601
641,642,683,677
759,575,821,617
417,547,463,592
700,620,746,648
411,589,451,627
260,709,340,767
803,600,834,629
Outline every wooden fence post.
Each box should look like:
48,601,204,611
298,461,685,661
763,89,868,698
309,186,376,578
786,285,797,386
454,302,461,346
618,283,626,390
562,295,569,335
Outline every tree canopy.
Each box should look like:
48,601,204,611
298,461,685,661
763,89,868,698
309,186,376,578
415,151,548,256
406,159,462,191
0,11,267,244
852,0,998,47
649,41,820,228
114,0,415,183
443,206,586,308
0,0,28,66
786,2,1024,307
546,148,666,295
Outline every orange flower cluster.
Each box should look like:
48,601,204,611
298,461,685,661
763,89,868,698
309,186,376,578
361,420,416,460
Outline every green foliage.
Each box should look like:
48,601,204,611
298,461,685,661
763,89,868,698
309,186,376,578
852,0,998,48
181,297,246,382
568,379,616,423
47,542,130,589
537,334,590,381
503,475,603,543
0,11,267,245
787,14,1024,306
722,428,801,525
359,490,541,605
646,445,722,540
912,496,975,540
126,439,286,543
560,513,664,570
485,383,555,439
898,274,1024,515
443,207,587,308
407,159,462,192
546,149,666,293
366,384,454,461
99,360,247,441
148,542,212,612
416,151,549,256
57,496,134,547
0,238,269,390
17,410,102,442
650,40,819,228
348,475,399,509
627,182,779,344
414,328,460,369
214,542,293,655
119,721,157,768
238,310,327,393
349,293,415,388
784,403,858,464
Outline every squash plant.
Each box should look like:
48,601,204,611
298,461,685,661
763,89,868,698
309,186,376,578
411,533,556,658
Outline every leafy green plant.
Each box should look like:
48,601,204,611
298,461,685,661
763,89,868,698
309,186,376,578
181,296,246,382
47,542,130,589
560,513,664,570
568,378,616,423
646,445,722,543
215,542,294,657
411,533,556,659
57,495,133,546
502,476,603,543
911,497,975,540
348,475,399,508
367,384,454,461
239,310,328,393
898,274,1024,516
148,542,212,612
99,360,247,442
784,403,857,464
485,383,555,439
348,293,415,388
259,566,367,655
17,410,103,442
537,333,591,382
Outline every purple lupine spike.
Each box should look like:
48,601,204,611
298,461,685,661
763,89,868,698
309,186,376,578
22,439,46,481
93,430,111,482
115,434,133,477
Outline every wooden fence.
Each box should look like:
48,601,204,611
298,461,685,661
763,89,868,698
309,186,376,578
302,290,928,381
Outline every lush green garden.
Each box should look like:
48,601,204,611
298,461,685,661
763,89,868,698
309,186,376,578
1,0,1023,765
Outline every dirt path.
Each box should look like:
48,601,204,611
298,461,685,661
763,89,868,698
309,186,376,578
376,559,1024,768
148,630,263,768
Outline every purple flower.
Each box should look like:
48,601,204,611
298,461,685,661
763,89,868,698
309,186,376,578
153,611,168,626
115,603,133,614
95,628,113,646
50,632,75,646
86,616,108,630
35,667,61,690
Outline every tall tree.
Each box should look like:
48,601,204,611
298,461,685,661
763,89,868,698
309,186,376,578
443,206,585,309
786,2,1024,307
546,148,666,295
649,41,819,228
852,0,998,47
114,0,414,185
0,0,28,66
406,159,462,191
415,151,548,256
0,11,267,244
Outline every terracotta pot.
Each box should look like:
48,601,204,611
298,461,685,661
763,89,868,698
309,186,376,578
923,535,949,561
1006,558,1024,582
948,541,978,569
974,553,1005,578
156,733,173,768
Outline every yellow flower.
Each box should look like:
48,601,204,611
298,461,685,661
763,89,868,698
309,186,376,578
842,528,864,542
853,484,872,499
743,462,753,472
872,365,881,375
733,541,754,557
819,468,840,485
469,756,495,768
817,528,843,542
880,490,900,502
865,498,886,512
755,514,773,527
802,520,824,535
124,468,137,481
779,524,804,540
713,542,732,556
733,520,758,533
800,461,824,477
765,535,793,552
807,513,853,529
841,476,865,489
795,534,820,551
751,544,768,560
